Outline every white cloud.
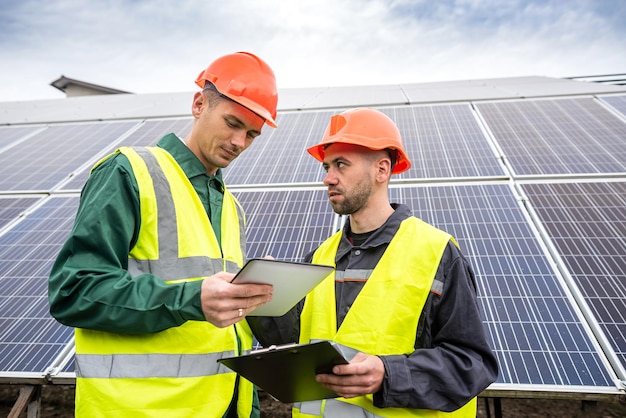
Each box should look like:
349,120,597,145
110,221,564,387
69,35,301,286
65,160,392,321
0,0,624,102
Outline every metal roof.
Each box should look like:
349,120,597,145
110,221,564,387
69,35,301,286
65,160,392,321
2,76,626,125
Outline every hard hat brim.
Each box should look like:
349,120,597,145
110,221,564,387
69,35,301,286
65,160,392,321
220,92,278,128
307,137,411,174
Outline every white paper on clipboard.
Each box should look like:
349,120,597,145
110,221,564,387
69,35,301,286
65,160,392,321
231,258,334,316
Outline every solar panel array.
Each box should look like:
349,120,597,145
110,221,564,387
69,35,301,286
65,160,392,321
1,92,625,401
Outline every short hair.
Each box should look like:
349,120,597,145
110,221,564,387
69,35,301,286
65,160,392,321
385,148,397,172
202,82,231,109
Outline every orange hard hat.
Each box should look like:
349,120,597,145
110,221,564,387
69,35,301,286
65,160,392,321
307,108,411,174
195,52,278,128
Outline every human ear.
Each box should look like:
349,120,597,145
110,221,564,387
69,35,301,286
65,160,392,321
375,156,392,182
191,91,206,118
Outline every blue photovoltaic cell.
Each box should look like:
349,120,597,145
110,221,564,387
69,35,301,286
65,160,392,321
389,183,616,388
476,98,626,176
224,111,336,185
233,189,336,262
0,126,44,148
225,105,505,185
522,181,626,375
600,94,626,119
0,121,139,192
0,196,78,374
0,196,42,231
382,105,504,179
59,118,193,191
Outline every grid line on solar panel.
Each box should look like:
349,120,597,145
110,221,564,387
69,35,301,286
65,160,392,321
0,126,46,151
476,98,626,176
59,118,193,191
224,111,336,185
0,196,43,231
232,189,336,262
383,105,504,179
599,95,626,119
0,196,78,373
0,121,140,192
225,104,506,186
388,183,616,387
521,181,626,377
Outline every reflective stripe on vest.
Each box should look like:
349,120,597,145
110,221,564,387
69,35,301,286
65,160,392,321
126,147,243,278
336,269,443,295
295,398,476,418
74,146,253,418
295,217,475,418
76,351,235,378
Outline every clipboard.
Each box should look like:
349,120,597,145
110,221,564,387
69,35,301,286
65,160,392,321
218,341,349,403
231,258,334,316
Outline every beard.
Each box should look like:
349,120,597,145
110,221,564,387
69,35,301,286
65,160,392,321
329,178,372,215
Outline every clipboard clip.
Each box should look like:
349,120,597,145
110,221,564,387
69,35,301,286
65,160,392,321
251,343,299,354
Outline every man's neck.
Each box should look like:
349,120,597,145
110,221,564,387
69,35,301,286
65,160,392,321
349,203,394,234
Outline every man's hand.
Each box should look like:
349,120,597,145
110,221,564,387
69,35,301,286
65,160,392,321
315,352,385,398
200,272,273,328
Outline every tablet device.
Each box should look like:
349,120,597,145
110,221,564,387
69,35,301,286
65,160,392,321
231,258,334,316
218,341,349,403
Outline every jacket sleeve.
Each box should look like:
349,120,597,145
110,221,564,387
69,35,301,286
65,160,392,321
48,154,205,334
373,243,499,411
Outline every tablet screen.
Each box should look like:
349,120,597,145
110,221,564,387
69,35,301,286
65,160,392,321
232,258,334,316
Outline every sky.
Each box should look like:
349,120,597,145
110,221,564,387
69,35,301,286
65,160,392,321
0,0,625,103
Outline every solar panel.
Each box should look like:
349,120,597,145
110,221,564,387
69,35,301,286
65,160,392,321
521,181,626,378
0,126,45,149
0,196,78,378
476,98,626,176
0,121,139,192
58,117,193,191
0,196,43,231
600,94,626,119
383,105,505,179
233,188,336,262
1,80,625,401
225,104,506,185
224,111,336,185
389,183,617,388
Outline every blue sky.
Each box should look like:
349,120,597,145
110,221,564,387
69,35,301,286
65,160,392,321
0,0,624,102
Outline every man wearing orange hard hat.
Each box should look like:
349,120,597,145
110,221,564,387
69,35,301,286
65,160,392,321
49,52,278,417
251,108,498,417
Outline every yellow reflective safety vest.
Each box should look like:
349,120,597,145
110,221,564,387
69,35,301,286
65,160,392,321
74,146,254,417
295,217,476,418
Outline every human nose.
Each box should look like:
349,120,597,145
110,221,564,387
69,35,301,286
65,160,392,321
231,130,248,149
323,169,337,186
